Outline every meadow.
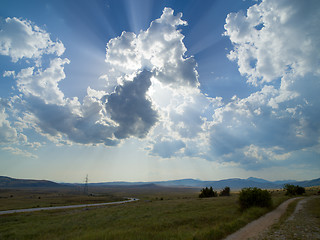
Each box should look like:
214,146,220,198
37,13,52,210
0,187,123,211
0,186,318,240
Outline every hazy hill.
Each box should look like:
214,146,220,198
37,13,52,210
1,176,319,190
154,178,279,189
91,177,320,190
0,176,62,188
293,178,320,187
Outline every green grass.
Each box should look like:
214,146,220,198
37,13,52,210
0,187,293,240
305,196,320,218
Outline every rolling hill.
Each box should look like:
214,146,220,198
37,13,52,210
88,177,320,190
0,176,63,188
1,176,319,190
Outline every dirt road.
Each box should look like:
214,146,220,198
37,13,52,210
0,198,139,215
224,197,303,240
256,196,320,239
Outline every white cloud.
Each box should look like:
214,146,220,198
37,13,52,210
105,7,199,88
1,146,38,158
102,7,211,153
0,17,65,63
3,70,15,78
224,0,320,85
16,58,70,105
211,0,320,168
4,7,204,149
0,16,120,147
1,7,204,151
0,101,18,144
1,1,318,173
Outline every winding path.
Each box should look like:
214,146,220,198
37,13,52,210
224,197,303,240
0,198,139,215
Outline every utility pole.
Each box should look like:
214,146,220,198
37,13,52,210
84,174,88,195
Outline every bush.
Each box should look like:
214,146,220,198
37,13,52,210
239,187,272,210
199,187,218,198
284,184,305,196
219,186,231,196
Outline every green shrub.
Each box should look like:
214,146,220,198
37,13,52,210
219,187,231,196
199,187,218,198
284,184,305,196
239,187,272,210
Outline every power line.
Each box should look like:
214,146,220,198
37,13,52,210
84,174,88,195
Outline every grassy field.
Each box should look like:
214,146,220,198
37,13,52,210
0,187,123,211
0,186,318,240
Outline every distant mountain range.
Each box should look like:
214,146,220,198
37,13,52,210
88,177,320,190
1,176,319,189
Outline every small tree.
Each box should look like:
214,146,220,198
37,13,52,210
199,186,218,198
239,187,272,210
219,186,231,196
284,184,305,196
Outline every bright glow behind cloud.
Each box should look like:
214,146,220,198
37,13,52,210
105,8,199,88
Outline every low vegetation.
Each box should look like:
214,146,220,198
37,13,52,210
284,184,306,196
199,187,218,198
199,186,231,198
0,185,305,240
239,187,272,210
219,187,230,197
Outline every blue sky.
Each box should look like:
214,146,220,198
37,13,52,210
0,0,319,183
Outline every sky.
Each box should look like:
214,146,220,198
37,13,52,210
0,0,319,183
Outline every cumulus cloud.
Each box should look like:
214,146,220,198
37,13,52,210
7,7,201,149
106,70,158,139
0,100,18,144
3,1,318,171
16,58,70,105
17,92,118,146
2,9,201,152
0,16,119,147
102,7,212,155
105,7,199,88
0,17,65,63
0,99,41,158
211,0,320,168
224,0,320,85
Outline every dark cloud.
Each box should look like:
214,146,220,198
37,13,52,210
25,95,118,146
106,70,158,139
